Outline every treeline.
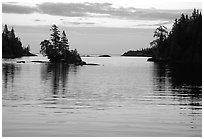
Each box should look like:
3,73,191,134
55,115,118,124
122,48,153,57
148,9,202,63
2,24,35,58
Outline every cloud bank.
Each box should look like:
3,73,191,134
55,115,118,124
2,2,193,21
2,3,38,14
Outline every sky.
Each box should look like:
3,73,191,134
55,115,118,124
2,0,202,55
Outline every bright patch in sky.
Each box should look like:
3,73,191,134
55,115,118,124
2,0,202,28
2,0,202,9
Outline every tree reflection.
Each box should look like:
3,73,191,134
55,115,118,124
152,63,202,128
152,62,202,107
2,63,19,91
41,63,78,97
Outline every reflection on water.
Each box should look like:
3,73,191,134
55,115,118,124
3,64,16,89
2,57,202,137
2,63,21,94
152,63,202,104
152,63,202,130
41,63,73,96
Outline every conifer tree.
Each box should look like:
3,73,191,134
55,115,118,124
61,30,69,51
50,24,60,46
10,27,15,38
3,24,9,36
40,40,51,56
2,25,23,58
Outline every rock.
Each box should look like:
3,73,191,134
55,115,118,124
17,61,25,63
147,57,154,62
22,52,37,57
98,55,111,57
74,61,99,66
31,61,46,63
74,61,87,66
147,57,171,63
85,63,99,66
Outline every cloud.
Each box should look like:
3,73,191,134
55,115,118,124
2,3,39,14
62,21,95,25
136,21,174,27
2,2,193,21
153,21,174,26
36,2,189,20
7,2,18,4
36,2,115,17
34,19,41,22
34,19,46,22
37,2,86,17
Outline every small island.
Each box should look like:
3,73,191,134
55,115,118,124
98,55,111,57
2,25,36,58
22,45,37,56
121,48,153,57
40,24,85,65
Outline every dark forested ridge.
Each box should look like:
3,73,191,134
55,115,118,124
122,9,202,63
121,48,153,57
148,9,202,63
2,24,36,58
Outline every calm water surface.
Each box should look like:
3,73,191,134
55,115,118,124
2,56,202,137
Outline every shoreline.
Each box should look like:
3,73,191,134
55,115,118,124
147,57,202,64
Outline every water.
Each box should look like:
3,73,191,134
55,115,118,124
2,56,202,137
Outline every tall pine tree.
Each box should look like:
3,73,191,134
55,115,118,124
61,30,69,51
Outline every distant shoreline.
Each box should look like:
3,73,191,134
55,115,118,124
2,52,37,58
121,50,153,57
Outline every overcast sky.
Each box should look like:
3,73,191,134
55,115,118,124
2,0,202,54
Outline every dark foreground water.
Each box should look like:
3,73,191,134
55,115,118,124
2,56,202,137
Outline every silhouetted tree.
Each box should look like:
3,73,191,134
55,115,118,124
3,24,9,36
2,25,23,58
61,30,69,60
61,30,69,51
9,27,15,38
49,24,62,61
50,24,60,46
150,25,168,58
40,40,51,56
